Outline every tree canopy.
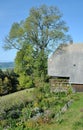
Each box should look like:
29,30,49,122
4,5,72,88
4,5,71,51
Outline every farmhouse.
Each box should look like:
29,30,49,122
48,43,83,92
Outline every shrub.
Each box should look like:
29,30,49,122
24,120,39,130
22,107,32,120
7,110,21,119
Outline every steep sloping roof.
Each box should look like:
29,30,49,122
48,43,83,84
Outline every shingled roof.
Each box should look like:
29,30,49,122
48,43,83,84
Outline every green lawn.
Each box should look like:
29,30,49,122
40,93,83,130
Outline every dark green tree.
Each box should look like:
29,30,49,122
0,69,19,95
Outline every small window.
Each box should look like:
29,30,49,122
73,64,76,67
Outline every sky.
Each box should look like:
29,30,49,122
0,0,83,62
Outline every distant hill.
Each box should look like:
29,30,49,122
0,62,14,70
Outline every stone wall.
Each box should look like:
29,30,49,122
49,77,69,93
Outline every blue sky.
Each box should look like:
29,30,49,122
0,0,83,62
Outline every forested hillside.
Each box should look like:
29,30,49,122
0,62,14,70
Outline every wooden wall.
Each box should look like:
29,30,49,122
72,84,83,92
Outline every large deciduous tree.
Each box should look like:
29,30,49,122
4,5,71,88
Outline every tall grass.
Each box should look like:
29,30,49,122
0,88,34,116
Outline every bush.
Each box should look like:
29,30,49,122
7,110,21,119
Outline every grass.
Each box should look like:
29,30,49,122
39,92,83,130
0,87,83,130
0,88,34,115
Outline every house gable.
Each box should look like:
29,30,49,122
48,43,83,84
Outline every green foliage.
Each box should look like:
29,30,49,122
73,119,83,130
2,77,12,94
0,69,19,95
4,5,71,51
33,50,48,85
4,4,71,89
0,85,81,130
0,88,34,120
0,5,74,129
18,75,33,89
15,44,34,89
7,109,21,119
14,43,48,89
